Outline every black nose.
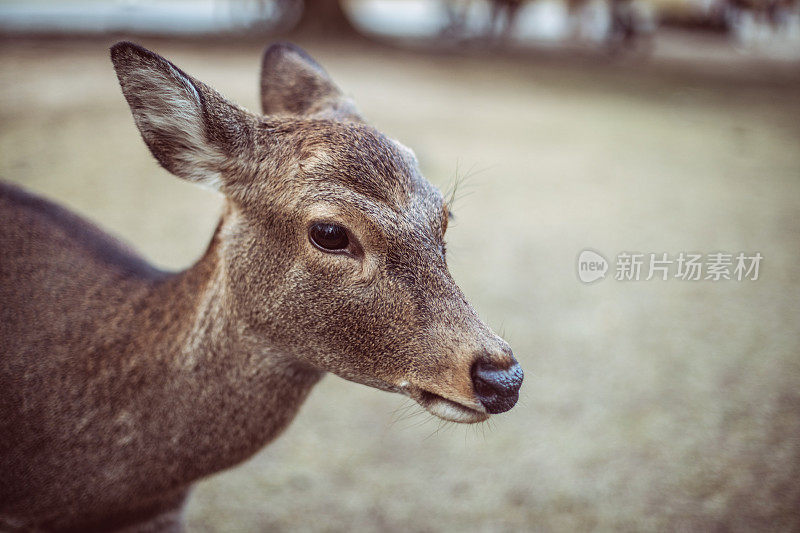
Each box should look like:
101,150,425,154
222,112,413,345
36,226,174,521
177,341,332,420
471,359,523,414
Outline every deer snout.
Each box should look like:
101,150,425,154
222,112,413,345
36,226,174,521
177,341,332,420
471,355,524,414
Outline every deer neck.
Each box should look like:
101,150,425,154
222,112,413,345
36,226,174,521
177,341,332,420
126,212,323,481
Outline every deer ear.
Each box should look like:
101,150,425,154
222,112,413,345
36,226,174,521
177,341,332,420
111,41,255,190
260,42,362,121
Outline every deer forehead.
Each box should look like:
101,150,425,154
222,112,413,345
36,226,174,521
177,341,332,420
247,122,446,233
280,121,418,206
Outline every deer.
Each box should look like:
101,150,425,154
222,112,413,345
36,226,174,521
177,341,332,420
0,42,523,532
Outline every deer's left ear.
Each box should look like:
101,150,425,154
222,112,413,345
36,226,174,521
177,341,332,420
260,42,363,122
111,41,256,191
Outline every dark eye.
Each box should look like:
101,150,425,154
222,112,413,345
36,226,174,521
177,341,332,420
309,223,350,252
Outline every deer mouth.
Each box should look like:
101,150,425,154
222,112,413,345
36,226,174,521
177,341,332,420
413,389,489,424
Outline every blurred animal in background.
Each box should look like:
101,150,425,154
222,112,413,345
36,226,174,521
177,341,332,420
606,0,646,52
722,0,800,43
441,0,473,38
0,41,522,531
488,0,525,41
441,0,653,51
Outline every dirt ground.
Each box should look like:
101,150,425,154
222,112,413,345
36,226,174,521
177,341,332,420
1,35,799,531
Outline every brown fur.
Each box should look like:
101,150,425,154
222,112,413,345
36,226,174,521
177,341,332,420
0,42,520,531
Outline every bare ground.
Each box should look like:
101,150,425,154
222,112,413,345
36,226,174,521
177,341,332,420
1,35,799,532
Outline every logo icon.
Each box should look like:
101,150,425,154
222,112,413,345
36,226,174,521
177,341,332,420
577,249,608,283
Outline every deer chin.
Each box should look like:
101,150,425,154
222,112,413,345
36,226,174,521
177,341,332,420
410,388,489,424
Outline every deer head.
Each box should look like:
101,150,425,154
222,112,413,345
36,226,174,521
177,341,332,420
110,42,522,424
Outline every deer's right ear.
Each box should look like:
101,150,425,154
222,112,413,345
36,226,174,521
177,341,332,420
111,41,255,191
260,42,362,122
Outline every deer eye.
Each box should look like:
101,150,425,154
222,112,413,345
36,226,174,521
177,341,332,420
309,223,350,253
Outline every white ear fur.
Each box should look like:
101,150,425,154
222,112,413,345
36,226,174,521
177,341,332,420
111,42,229,190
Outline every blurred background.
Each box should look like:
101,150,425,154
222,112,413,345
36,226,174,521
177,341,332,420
1,0,799,531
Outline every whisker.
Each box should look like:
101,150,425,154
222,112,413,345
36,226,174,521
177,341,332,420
423,418,448,441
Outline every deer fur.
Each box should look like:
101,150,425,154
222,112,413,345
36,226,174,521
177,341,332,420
0,42,520,531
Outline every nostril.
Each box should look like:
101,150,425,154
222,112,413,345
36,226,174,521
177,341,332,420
471,360,524,414
473,372,498,398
